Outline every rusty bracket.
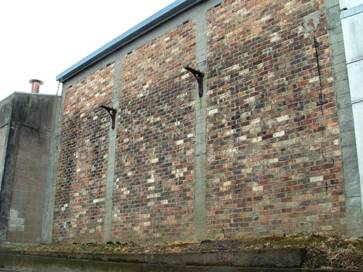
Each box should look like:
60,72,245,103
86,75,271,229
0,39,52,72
313,36,322,89
184,66,204,98
313,36,328,112
100,105,117,130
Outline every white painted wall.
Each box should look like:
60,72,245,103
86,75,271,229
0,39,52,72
342,13,363,62
353,104,363,187
347,60,363,102
341,2,363,207
340,0,363,9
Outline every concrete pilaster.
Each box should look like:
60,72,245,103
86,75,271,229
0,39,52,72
325,0,363,236
193,8,208,241
41,95,62,243
103,57,122,243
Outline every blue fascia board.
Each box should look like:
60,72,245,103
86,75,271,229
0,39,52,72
56,0,205,82
341,3,363,19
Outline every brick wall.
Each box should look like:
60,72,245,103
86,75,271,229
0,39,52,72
112,22,196,241
206,0,345,238
53,65,114,242
54,0,348,243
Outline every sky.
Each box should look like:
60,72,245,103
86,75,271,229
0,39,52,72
0,0,174,101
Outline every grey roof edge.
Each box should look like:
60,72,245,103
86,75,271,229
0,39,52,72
56,0,205,83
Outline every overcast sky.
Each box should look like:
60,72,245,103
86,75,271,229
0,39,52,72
0,0,173,101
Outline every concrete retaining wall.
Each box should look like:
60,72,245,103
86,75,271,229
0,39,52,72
0,93,60,243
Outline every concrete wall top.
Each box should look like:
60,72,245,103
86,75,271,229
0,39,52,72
10,93,60,132
0,95,13,128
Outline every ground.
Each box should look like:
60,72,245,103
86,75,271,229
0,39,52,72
2,233,363,270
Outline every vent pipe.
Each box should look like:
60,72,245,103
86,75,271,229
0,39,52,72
29,79,43,94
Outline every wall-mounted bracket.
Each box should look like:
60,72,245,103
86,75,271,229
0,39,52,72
313,36,328,113
100,105,117,130
184,66,204,98
313,36,322,89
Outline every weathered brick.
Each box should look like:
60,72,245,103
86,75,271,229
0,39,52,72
112,22,196,242
53,64,115,242
53,0,348,243
206,0,345,237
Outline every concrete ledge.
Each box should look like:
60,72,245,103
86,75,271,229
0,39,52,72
0,248,305,268
0,251,359,272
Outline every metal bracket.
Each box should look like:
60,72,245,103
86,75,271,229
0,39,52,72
184,66,204,98
313,36,322,89
313,36,328,112
100,105,117,130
